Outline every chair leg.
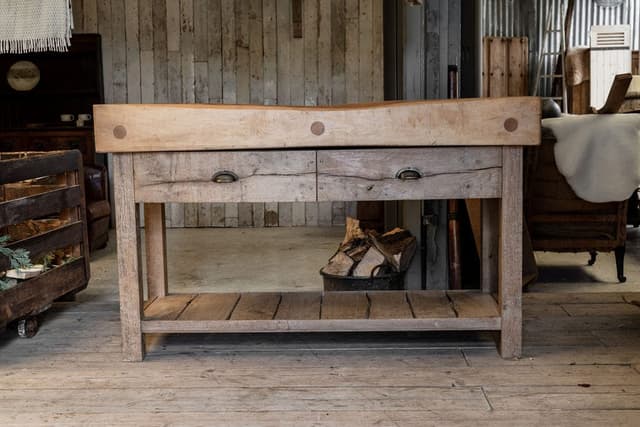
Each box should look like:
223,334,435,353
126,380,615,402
587,251,597,266
614,245,626,283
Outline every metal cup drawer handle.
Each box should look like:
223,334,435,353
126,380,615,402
395,168,421,181
212,171,239,183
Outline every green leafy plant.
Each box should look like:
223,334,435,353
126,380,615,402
0,235,32,291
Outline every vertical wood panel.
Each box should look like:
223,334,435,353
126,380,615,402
278,203,293,227
249,0,264,104
225,203,239,228
221,0,236,104
358,0,373,102
292,203,306,226
152,0,168,102
139,0,154,51
97,0,113,103
235,2,250,104
371,0,383,101
207,0,222,103
194,0,209,104
139,0,154,103
180,0,195,103
238,203,254,227
198,201,212,227
112,0,127,103
72,0,84,32
331,0,346,104
253,202,265,228
304,0,319,106
276,0,291,105
125,0,141,104
263,0,278,104
425,1,441,100
345,0,359,103
318,0,332,106
84,0,98,33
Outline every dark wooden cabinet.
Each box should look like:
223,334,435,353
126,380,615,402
0,128,96,164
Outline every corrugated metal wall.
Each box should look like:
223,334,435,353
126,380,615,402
483,0,640,96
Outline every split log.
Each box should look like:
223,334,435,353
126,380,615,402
341,217,366,248
371,228,417,273
352,246,386,277
321,251,354,277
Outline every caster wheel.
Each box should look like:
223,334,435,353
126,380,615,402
17,317,38,338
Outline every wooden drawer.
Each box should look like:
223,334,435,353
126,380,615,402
133,151,317,203
317,147,503,201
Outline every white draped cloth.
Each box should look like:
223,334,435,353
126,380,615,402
0,0,73,54
542,114,640,203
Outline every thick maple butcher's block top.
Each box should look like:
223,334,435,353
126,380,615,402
94,97,541,153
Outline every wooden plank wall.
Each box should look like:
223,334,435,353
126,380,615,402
71,0,383,228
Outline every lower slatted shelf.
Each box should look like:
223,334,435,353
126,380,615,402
141,290,501,333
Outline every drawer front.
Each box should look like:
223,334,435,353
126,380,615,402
133,151,317,203
317,147,503,201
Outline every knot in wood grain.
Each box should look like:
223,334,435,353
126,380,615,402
113,125,127,139
504,118,518,132
311,121,325,136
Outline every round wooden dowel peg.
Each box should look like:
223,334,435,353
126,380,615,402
504,118,518,132
113,125,127,139
311,121,325,136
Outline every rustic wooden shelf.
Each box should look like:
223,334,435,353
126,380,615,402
141,291,501,334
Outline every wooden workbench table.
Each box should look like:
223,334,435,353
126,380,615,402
94,98,540,361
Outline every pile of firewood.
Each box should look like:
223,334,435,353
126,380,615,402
322,217,417,278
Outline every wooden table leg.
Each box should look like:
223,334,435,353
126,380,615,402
499,147,523,358
144,203,168,298
113,154,145,361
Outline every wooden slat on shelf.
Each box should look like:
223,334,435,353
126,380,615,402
407,291,456,318
144,294,195,320
230,293,281,321
178,293,240,321
368,291,413,319
321,292,369,320
448,292,499,318
274,292,321,320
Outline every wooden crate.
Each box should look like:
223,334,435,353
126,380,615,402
0,151,90,334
